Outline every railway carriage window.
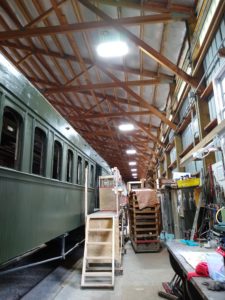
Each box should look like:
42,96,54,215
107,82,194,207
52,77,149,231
0,107,22,169
77,155,82,184
85,160,89,186
66,149,73,182
90,165,94,187
52,140,62,180
32,127,46,176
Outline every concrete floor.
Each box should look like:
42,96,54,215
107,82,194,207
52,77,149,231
24,242,174,300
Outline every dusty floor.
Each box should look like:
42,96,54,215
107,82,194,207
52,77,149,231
23,241,174,300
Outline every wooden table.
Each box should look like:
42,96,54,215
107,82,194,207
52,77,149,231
166,240,225,300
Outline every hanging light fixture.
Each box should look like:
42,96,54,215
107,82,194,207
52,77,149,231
96,31,128,58
119,123,134,131
126,149,136,155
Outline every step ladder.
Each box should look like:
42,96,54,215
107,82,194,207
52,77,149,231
81,213,115,288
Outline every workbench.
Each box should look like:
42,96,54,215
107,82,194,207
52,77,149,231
166,240,225,300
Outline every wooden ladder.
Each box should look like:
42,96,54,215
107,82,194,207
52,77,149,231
81,214,115,288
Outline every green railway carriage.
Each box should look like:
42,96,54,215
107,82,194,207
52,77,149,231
0,55,111,266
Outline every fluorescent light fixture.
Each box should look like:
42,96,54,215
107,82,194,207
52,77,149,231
7,125,14,132
129,161,136,166
126,149,136,155
132,173,137,176
119,123,134,131
96,41,128,58
131,168,137,172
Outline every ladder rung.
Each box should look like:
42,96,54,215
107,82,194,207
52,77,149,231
86,256,112,260
84,272,112,277
87,242,112,245
82,283,113,287
136,222,157,225
88,229,112,232
135,228,157,232
135,234,158,237
135,216,156,219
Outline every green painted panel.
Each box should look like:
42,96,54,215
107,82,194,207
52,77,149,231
0,168,94,265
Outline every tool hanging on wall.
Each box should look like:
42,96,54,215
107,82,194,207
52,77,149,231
190,190,202,240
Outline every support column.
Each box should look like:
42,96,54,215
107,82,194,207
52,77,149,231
195,96,210,140
174,135,185,172
165,152,172,179
195,96,216,169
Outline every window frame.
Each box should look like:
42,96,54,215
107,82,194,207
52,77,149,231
84,160,89,186
0,106,23,170
32,126,47,176
52,139,63,180
76,154,83,185
90,164,95,187
66,148,74,183
213,61,225,123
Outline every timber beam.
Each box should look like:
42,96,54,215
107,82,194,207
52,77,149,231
0,14,191,41
44,78,172,94
0,41,173,80
96,64,177,130
91,0,195,16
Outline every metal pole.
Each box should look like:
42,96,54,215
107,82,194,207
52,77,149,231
85,166,88,222
116,169,119,216
61,234,66,260
0,239,84,276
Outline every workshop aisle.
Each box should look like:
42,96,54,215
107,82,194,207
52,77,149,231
33,241,174,300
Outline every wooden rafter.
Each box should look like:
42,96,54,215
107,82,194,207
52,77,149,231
25,0,68,28
95,64,177,130
63,90,144,110
82,129,156,139
77,110,154,120
1,1,63,87
109,98,163,147
49,0,104,136
44,78,171,94
92,0,195,16
0,40,174,80
0,14,191,41
78,0,201,91
86,132,157,161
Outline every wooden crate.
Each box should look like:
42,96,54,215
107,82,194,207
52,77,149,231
99,176,117,211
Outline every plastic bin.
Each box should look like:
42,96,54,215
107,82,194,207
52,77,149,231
177,178,200,188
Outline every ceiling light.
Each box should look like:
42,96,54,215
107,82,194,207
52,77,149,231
129,161,136,166
119,124,134,131
131,168,137,172
126,149,136,155
96,41,128,58
7,125,14,132
132,173,137,176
